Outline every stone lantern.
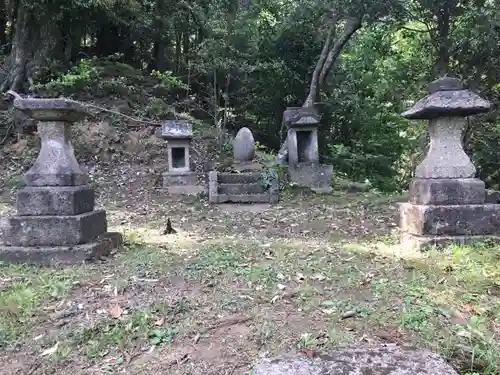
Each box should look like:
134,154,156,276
0,98,122,265
399,76,500,248
284,106,333,193
159,120,205,195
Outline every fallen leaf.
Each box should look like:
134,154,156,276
109,304,123,318
341,310,357,319
299,348,314,357
40,342,59,357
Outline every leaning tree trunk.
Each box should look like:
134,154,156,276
1,3,63,93
276,17,362,164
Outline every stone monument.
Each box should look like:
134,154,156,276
208,127,279,204
284,106,333,193
399,76,500,248
0,97,122,265
159,120,206,195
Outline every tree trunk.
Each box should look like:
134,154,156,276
1,3,63,92
277,17,363,163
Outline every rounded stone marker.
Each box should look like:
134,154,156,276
233,127,255,162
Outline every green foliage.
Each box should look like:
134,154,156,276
150,70,188,90
30,59,99,95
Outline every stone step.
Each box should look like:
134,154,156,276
218,173,260,184
0,210,107,247
217,194,271,203
218,183,264,195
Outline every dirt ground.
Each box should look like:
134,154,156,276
0,164,499,375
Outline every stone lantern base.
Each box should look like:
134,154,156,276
0,186,123,265
399,177,500,249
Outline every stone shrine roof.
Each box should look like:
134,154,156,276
159,120,193,139
284,106,321,127
402,77,491,120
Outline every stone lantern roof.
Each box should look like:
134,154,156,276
401,76,491,120
158,120,193,139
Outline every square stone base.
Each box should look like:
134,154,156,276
162,171,206,195
288,163,333,192
401,233,500,250
17,185,95,215
400,202,500,236
409,178,485,205
0,210,107,247
0,232,123,266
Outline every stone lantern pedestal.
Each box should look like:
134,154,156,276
399,77,500,248
0,98,122,265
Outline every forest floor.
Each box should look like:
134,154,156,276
0,162,499,375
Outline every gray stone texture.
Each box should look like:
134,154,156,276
208,171,218,204
16,186,95,215
283,106,321,127
409,178,485,205
399,203,500,236
0,232,123,266
399,77,500,249
288,163,333,191
402,77,490,120
0,97,122,265
0,210,107,247
24,121,88,186
208,171,279,204
232,127,255,162
414,117,475,178
13,98,87,122
159,120,193,139
252,346,458,375
162,171,206,195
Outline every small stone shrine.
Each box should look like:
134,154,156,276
208,127,279,204
284,106,333,193
400,76,500,249
0,97,122,265
159,120,206,195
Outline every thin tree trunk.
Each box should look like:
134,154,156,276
276,17,362,163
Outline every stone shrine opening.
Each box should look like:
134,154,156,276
171,147,186,169
296,130,312,163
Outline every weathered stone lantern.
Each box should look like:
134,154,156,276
0,98,122,265
159,120,205,195
284,106,333,193
400,76,500,248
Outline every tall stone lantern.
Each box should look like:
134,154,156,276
399,77,500,248
0,98,122,265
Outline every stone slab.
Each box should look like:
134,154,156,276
233,161,262,172
162,172,198,187
0,232,123,266
219,183,264,195
0,210,107,247
399,203,500,236
16,186,95,216
409,178,485,205
217,194,274,203
401,232,500,250
252,345,458,375
167,185,207,195
218,172,260,184
288,163,332,190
